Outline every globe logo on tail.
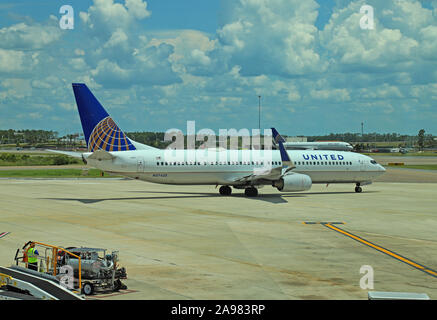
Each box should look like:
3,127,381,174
87,117,136,152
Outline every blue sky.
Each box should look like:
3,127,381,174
0,0,436,136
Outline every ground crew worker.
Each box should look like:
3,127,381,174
27,243,39,271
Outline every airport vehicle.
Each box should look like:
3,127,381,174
282,141,353,151
59,247,127,295
13,241,127,296
50,83,385,196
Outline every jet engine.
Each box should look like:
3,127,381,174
273,173,312,192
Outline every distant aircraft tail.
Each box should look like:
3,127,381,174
72,83,156,152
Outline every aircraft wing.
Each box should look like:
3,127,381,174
231,128,296,184
233,166,283,183
46,149,116,162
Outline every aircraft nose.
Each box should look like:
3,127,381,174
379,164,386,172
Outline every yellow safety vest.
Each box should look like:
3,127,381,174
27,248,38,263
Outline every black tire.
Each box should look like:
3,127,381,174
219,186,232,196
114,279,122,292
355,186,362,193
82,282,94,295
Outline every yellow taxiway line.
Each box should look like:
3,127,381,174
305,222,437,279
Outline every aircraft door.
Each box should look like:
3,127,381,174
137,158,144,172
359,159,366,171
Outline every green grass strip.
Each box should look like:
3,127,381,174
0,169,122,178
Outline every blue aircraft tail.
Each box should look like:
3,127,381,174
72,83,136,152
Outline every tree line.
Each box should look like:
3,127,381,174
1,129,435,149
306,132,420,143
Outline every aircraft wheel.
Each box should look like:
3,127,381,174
244,187,258,197
355,186,362,193
219,186,232,196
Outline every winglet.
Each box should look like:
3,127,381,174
271,127,285,144
272,127,295,170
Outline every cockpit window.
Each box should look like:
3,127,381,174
370,160,377,164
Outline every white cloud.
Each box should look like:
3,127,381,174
104,29,129,49
419,25,437,60
74,49,85,56
31,76,60,89
58,102,75,111
80,0,150,37
320,1,420,68
379,0,434,35
125,0,151,19
287,84,301,101
190,49,211,66
0,48,26,72
17,112,42,120
0,78,33,100
69,58,88,71
310,88,351,102
90,43,181,88
0,22,61,50
190,0,325,77
359,84,403,99
146,29,216,75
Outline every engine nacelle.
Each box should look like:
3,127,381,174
273,173,312,192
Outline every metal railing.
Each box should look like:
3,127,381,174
15,241,82,292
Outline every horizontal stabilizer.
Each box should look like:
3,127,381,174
88,150,115,161
45,149,83,158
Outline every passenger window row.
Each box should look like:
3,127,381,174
156,161,353,166
156,161,283,166
296,161,352,165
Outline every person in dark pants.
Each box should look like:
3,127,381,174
27,243,39,271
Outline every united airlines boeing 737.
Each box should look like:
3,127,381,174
51,83,385,197
283,141,353,151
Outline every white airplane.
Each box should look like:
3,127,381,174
282,141,353,151
51,83,385,197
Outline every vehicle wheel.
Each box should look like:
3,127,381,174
114,279,122,292
219,186,232,196
82,282,94,295
355,186,362,193
244,187,258,197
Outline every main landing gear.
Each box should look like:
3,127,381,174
218,186,258,197
219,185,232,196
355,183,362,193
